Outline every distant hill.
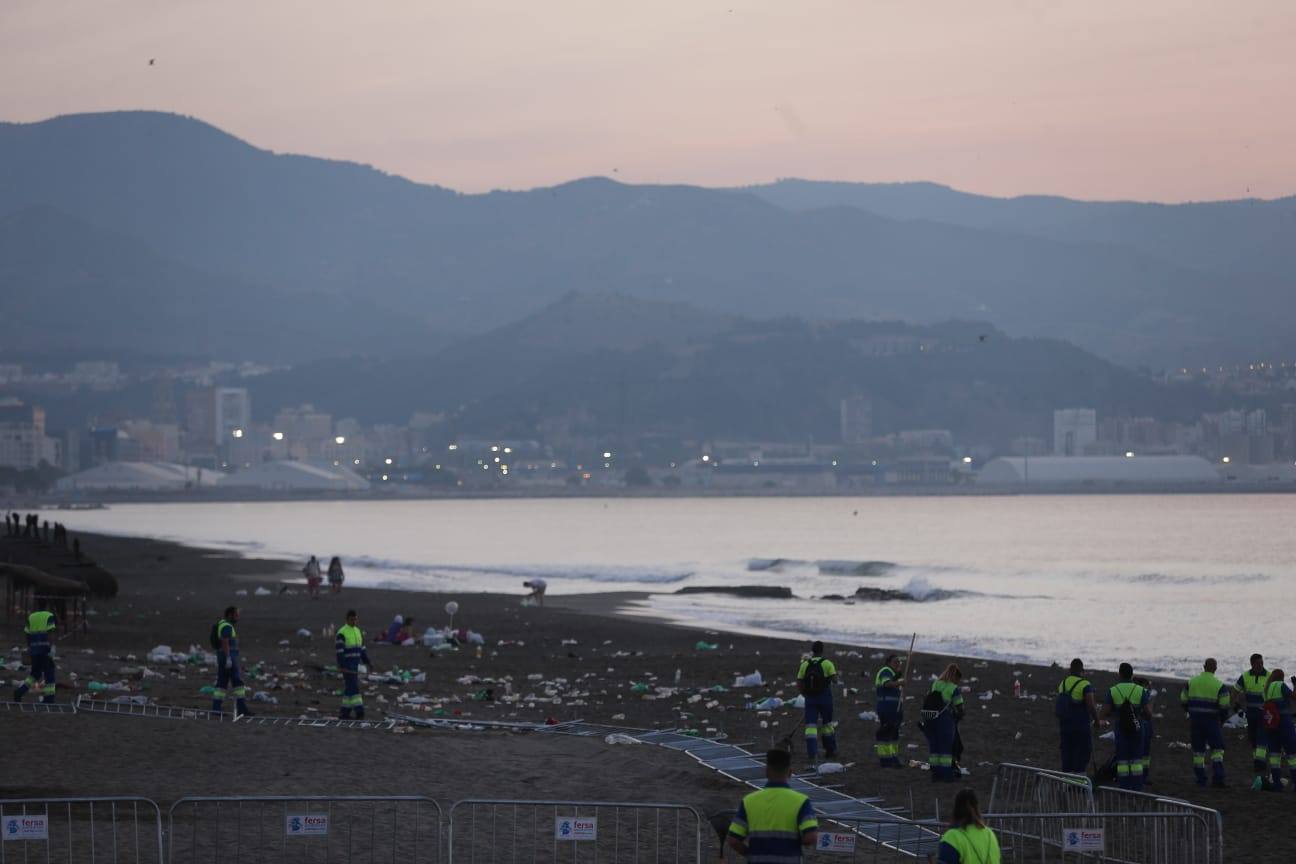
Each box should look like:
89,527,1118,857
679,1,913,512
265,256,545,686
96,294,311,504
244,292,1215,447
3,111,1294,366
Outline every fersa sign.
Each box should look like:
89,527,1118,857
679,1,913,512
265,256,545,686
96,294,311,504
285,813,330,837
3,815,49,841
554,817,597,841
1062,828,1103,852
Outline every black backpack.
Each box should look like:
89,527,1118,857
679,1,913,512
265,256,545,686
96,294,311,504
922,687,947,713
209,621,222,650
803,658,829,695
1116,685,1142,735
1055,678,1085,721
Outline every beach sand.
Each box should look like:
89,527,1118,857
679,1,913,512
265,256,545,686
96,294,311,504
1,531,1285,859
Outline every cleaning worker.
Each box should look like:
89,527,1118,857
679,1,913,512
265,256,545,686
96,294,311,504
1100,663,1152,790
1234,654,1271,790
935,789,1001,864
211,605,250,716
1263,668,1296,790
874,654,904,767
1055,658,1101,773
726,749,819,864
922,664,964,782
13,600,57,704
336,609,376,719
796,641,838,763
1180,658,1230,787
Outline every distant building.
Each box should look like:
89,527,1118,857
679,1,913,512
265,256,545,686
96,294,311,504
55,461,212,492
1053,408,1097,456
214,387,251,443
0,403,51,470
978,455,1219,486
0,364,22,384
840,397,873,444
222,460,370,492
69,361,122,390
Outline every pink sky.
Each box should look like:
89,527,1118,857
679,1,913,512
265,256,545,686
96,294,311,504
3,1,1293,201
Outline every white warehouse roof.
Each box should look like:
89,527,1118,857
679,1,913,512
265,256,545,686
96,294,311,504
978,455,1220,486
55,462,214,492
222,460,370,491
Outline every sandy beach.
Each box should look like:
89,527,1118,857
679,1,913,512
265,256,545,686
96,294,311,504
1,530,1286,859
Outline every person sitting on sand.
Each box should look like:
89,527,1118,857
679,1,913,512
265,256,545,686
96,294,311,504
934,789,1001,864
395,616,415,644
328,556,345,594
384,614,405,643
303,556,322,598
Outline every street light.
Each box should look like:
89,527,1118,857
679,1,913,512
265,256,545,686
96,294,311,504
231,428,243,439
1222,456,1231,464
385,457,393,465
603,451,612,459
335,436,346,445
272,431,284,441
1124,451,1135,458
962,456,973,464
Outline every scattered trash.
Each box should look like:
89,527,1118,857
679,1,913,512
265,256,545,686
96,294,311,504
605,733,640,745
978,691,994,701
857,710,878,722
695,642,719,651
296,628,312,638
817,762,846,774
749,697,784,711
234,589,248,596
1100,731,1116,741
147,645,174,663
254,587,272,596
734,671,764,688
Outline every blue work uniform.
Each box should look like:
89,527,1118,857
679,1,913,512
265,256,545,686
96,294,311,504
1106,682,1149,790
797,656,838,760
936,824,1001,864
212,618,249,715
874,665,903,767
14,610,57,703
1180,672,1229,785
1236,670,1269,774
923,680,963,782
1264,680,1296,788
728,781,818,864
1056,674,1094,773
336,623,371,719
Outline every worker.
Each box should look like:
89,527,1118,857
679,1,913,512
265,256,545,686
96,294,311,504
874,653,904,767
1055,658,1101,773
1180,659,1230,787
13,601,57,704
922,664,964,781
935,789,1001,864
796,641,838,763
1100,663,1152,790
336,609,376,719
1135,676,1155,782
1234,654,1271,790
211,606,250,716
727,749,819,864
1263,668,1296,790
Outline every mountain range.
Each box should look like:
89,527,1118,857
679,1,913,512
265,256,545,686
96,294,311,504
2,110,1293,369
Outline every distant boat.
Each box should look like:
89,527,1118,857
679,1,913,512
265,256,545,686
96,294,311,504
816,560,896,576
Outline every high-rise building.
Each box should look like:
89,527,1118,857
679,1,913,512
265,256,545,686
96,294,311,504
840,397,873,444
1053,408,1097,456
0,403,47,470
214,387,251,443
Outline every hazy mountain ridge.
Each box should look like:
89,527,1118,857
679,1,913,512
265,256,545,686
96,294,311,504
3,111,1293,366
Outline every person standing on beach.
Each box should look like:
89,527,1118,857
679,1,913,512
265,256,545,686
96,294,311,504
211,606,250,717
922,664,964,781
797,641,838,763
874,654,904,767
1263,668,1296,790
1234,654,1271,790
1100,663,1151,790
336,609,375,719
327,556,345,594
726,749,818,864
523,578,546,606
1180,658,1230,787
13,600,57,704
1056,659,1101,773
303,556,322,598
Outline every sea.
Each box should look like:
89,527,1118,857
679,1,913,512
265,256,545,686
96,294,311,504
37,494,1296,678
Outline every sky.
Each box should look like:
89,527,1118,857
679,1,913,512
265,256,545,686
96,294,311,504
2,1,1294,202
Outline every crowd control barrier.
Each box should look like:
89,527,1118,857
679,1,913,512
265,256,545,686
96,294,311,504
167,795,442,864
1092,788,1223,864
0,797,165,863
805,812,1217,864
989,764,1096,816
447,799,704,864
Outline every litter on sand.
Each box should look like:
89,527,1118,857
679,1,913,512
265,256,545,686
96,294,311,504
733,671,763,687
604,733,640,745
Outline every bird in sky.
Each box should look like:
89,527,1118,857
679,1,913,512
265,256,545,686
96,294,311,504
148,58,155,66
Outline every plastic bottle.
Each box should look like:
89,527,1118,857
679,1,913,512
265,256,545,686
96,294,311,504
1013,679,1022,699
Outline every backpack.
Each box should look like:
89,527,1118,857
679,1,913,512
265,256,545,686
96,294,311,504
1116,685,1142,735
209,622,222,650
1263,701,1281,731
921,687,947,717
1055,678,1085,721
802,659,828,695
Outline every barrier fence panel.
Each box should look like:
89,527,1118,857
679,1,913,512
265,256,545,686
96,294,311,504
1092,788,1223,864
989,764,1096,817
802,812,1217,864
0,797,164,864
167,795,442,864
447,800,703,864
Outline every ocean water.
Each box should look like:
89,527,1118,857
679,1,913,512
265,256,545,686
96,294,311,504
38,495,1296,677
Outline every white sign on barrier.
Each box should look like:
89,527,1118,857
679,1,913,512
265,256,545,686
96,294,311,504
285,813,330,837
555,817,597,841
3,815,49,841
1062,828,1103,852
817,832,857,855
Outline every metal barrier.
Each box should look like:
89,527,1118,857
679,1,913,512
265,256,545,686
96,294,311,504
804,812,1217,864
168,795,442,863
234,715,396,730
0,797,164,863
1092,787,1223,864
448,799,704,864
0,699,77,714
989,764,1095,816
75,695,229,721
